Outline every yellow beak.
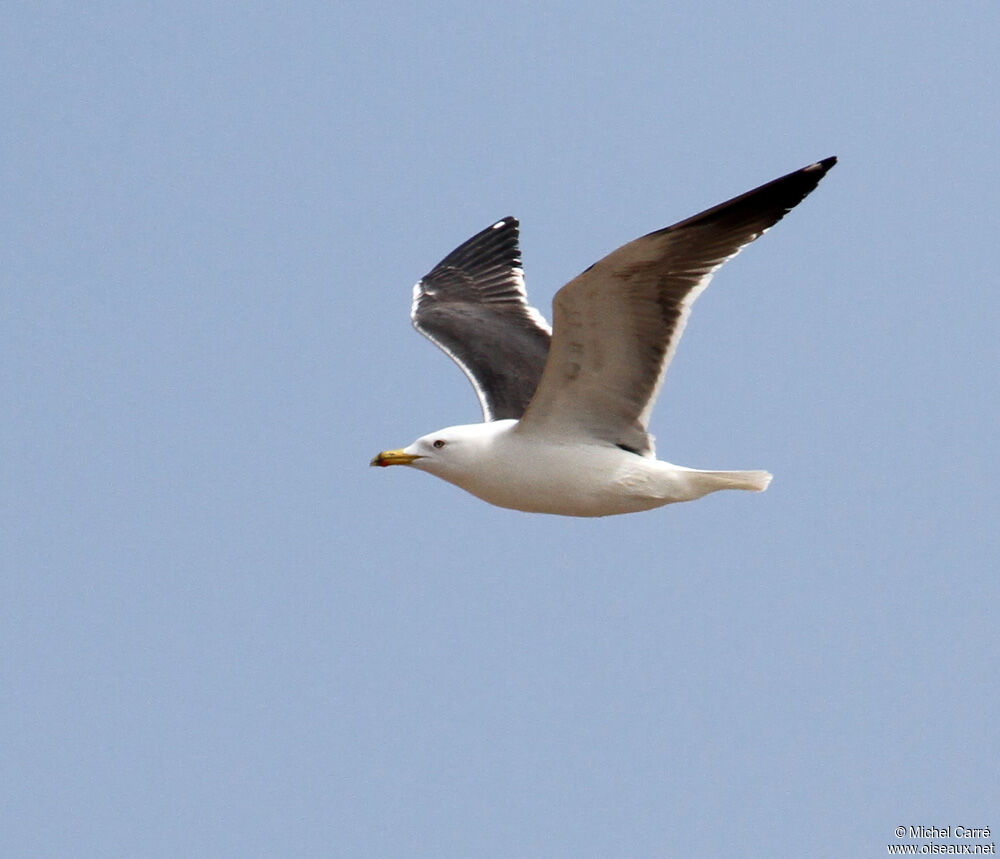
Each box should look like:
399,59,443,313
370,449,423,467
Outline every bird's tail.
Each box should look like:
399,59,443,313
706,470,772,492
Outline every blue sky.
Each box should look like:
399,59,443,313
4,2,999,857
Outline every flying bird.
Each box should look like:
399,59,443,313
371,158,836,516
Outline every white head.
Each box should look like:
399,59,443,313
370,421,510,483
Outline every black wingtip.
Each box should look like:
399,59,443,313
421,217,522,284
646,156,837,240
808,156,838,173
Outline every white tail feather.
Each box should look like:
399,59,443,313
711,470,772,492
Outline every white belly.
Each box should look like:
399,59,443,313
447,432,694,517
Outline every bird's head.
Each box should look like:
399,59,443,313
370,421,510,480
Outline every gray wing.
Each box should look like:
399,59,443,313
411,217,551,421
518,157,837,455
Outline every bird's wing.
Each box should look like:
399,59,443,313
517,157,837,456
411,218,552,421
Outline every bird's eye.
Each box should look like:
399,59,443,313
432,439,446,449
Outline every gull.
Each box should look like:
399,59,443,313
371,158,836,516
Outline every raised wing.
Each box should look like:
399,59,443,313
411,218,551,421
518,157,837,455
